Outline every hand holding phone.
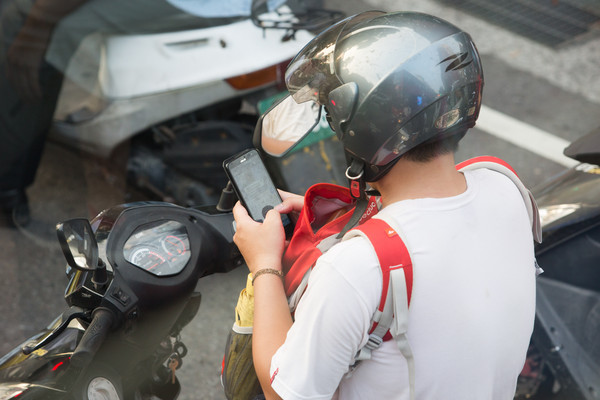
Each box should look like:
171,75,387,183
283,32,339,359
223,149,292,235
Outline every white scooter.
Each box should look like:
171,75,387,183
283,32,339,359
49,0,343,206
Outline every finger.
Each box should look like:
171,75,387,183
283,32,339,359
274,202,293,214
232,201,249,220
275,196,304,214
278,189,302,201
232,202,260,234
232,203,247,244
265,211,288,238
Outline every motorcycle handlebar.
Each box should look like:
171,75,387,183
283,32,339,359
70,307,115,369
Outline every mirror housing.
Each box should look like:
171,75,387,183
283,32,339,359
56,218,99,272
564,127,600,165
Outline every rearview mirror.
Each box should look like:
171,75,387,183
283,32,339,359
254,94,330,156
252,94,347,193
56,218,99,272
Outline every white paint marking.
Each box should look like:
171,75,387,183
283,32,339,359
476,105,579,168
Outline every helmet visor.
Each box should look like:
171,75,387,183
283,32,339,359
285,11,385,105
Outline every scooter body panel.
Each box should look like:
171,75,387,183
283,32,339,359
61,18,313,99
52,18,315,157
52,79,269,157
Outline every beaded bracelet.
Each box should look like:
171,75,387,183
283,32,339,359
252,268,284,285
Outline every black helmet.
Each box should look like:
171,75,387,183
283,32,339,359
285,11,484,181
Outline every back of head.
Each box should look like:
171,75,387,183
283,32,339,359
285,11,484,181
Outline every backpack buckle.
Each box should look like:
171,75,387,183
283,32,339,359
365,333,383,350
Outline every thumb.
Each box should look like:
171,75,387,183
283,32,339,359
264,209,287,231
265,208,283,223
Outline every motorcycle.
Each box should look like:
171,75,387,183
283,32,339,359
0,195,242,399
0,93,329,400
49,0,343,206
0,94,342,400
515,128,600,399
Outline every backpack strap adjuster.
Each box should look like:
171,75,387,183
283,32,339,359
366,333,383,350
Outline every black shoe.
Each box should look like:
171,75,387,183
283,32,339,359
0,189,31,227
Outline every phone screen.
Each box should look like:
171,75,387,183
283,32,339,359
224,149,291,228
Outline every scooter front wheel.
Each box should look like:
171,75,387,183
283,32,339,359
75,364,124,400
87,376,120,400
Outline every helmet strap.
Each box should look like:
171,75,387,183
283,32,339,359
337,158,369,238
345,158,366,200
337,195,369,239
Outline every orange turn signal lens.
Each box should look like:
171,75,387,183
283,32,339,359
226,60,290,90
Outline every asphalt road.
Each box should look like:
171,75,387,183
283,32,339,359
1,0,599,399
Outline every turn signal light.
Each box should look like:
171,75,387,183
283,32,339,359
226,60,290,90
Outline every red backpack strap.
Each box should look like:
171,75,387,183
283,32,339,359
354,218,413,324
345,217,416,399
345,218,413,347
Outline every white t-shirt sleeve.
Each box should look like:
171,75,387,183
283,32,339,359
270,238,381,400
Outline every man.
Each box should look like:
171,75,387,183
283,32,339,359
233,11,539,399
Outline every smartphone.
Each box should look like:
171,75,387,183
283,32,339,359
223,148,292,234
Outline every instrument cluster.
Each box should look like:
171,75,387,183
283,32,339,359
123,220,191,276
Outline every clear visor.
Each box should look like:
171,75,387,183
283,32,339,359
285,11,385,105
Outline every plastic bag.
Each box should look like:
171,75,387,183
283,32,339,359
222,273,262,400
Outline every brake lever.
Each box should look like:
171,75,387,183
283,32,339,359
22,310,91,355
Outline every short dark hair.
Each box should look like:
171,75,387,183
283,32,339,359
402,130,467,162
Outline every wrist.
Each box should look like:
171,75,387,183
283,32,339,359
252,268,284,285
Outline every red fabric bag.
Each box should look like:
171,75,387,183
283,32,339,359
281,183,378,298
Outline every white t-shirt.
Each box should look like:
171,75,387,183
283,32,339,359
270,169,537,400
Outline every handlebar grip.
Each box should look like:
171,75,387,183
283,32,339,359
70,308,115,369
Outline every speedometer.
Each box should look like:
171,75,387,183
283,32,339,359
161,235,187,257
129,246,169,272
123,220,191,276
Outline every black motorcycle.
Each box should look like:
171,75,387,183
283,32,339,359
516,129,600,399
0,95,341,400
0,200,241,399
